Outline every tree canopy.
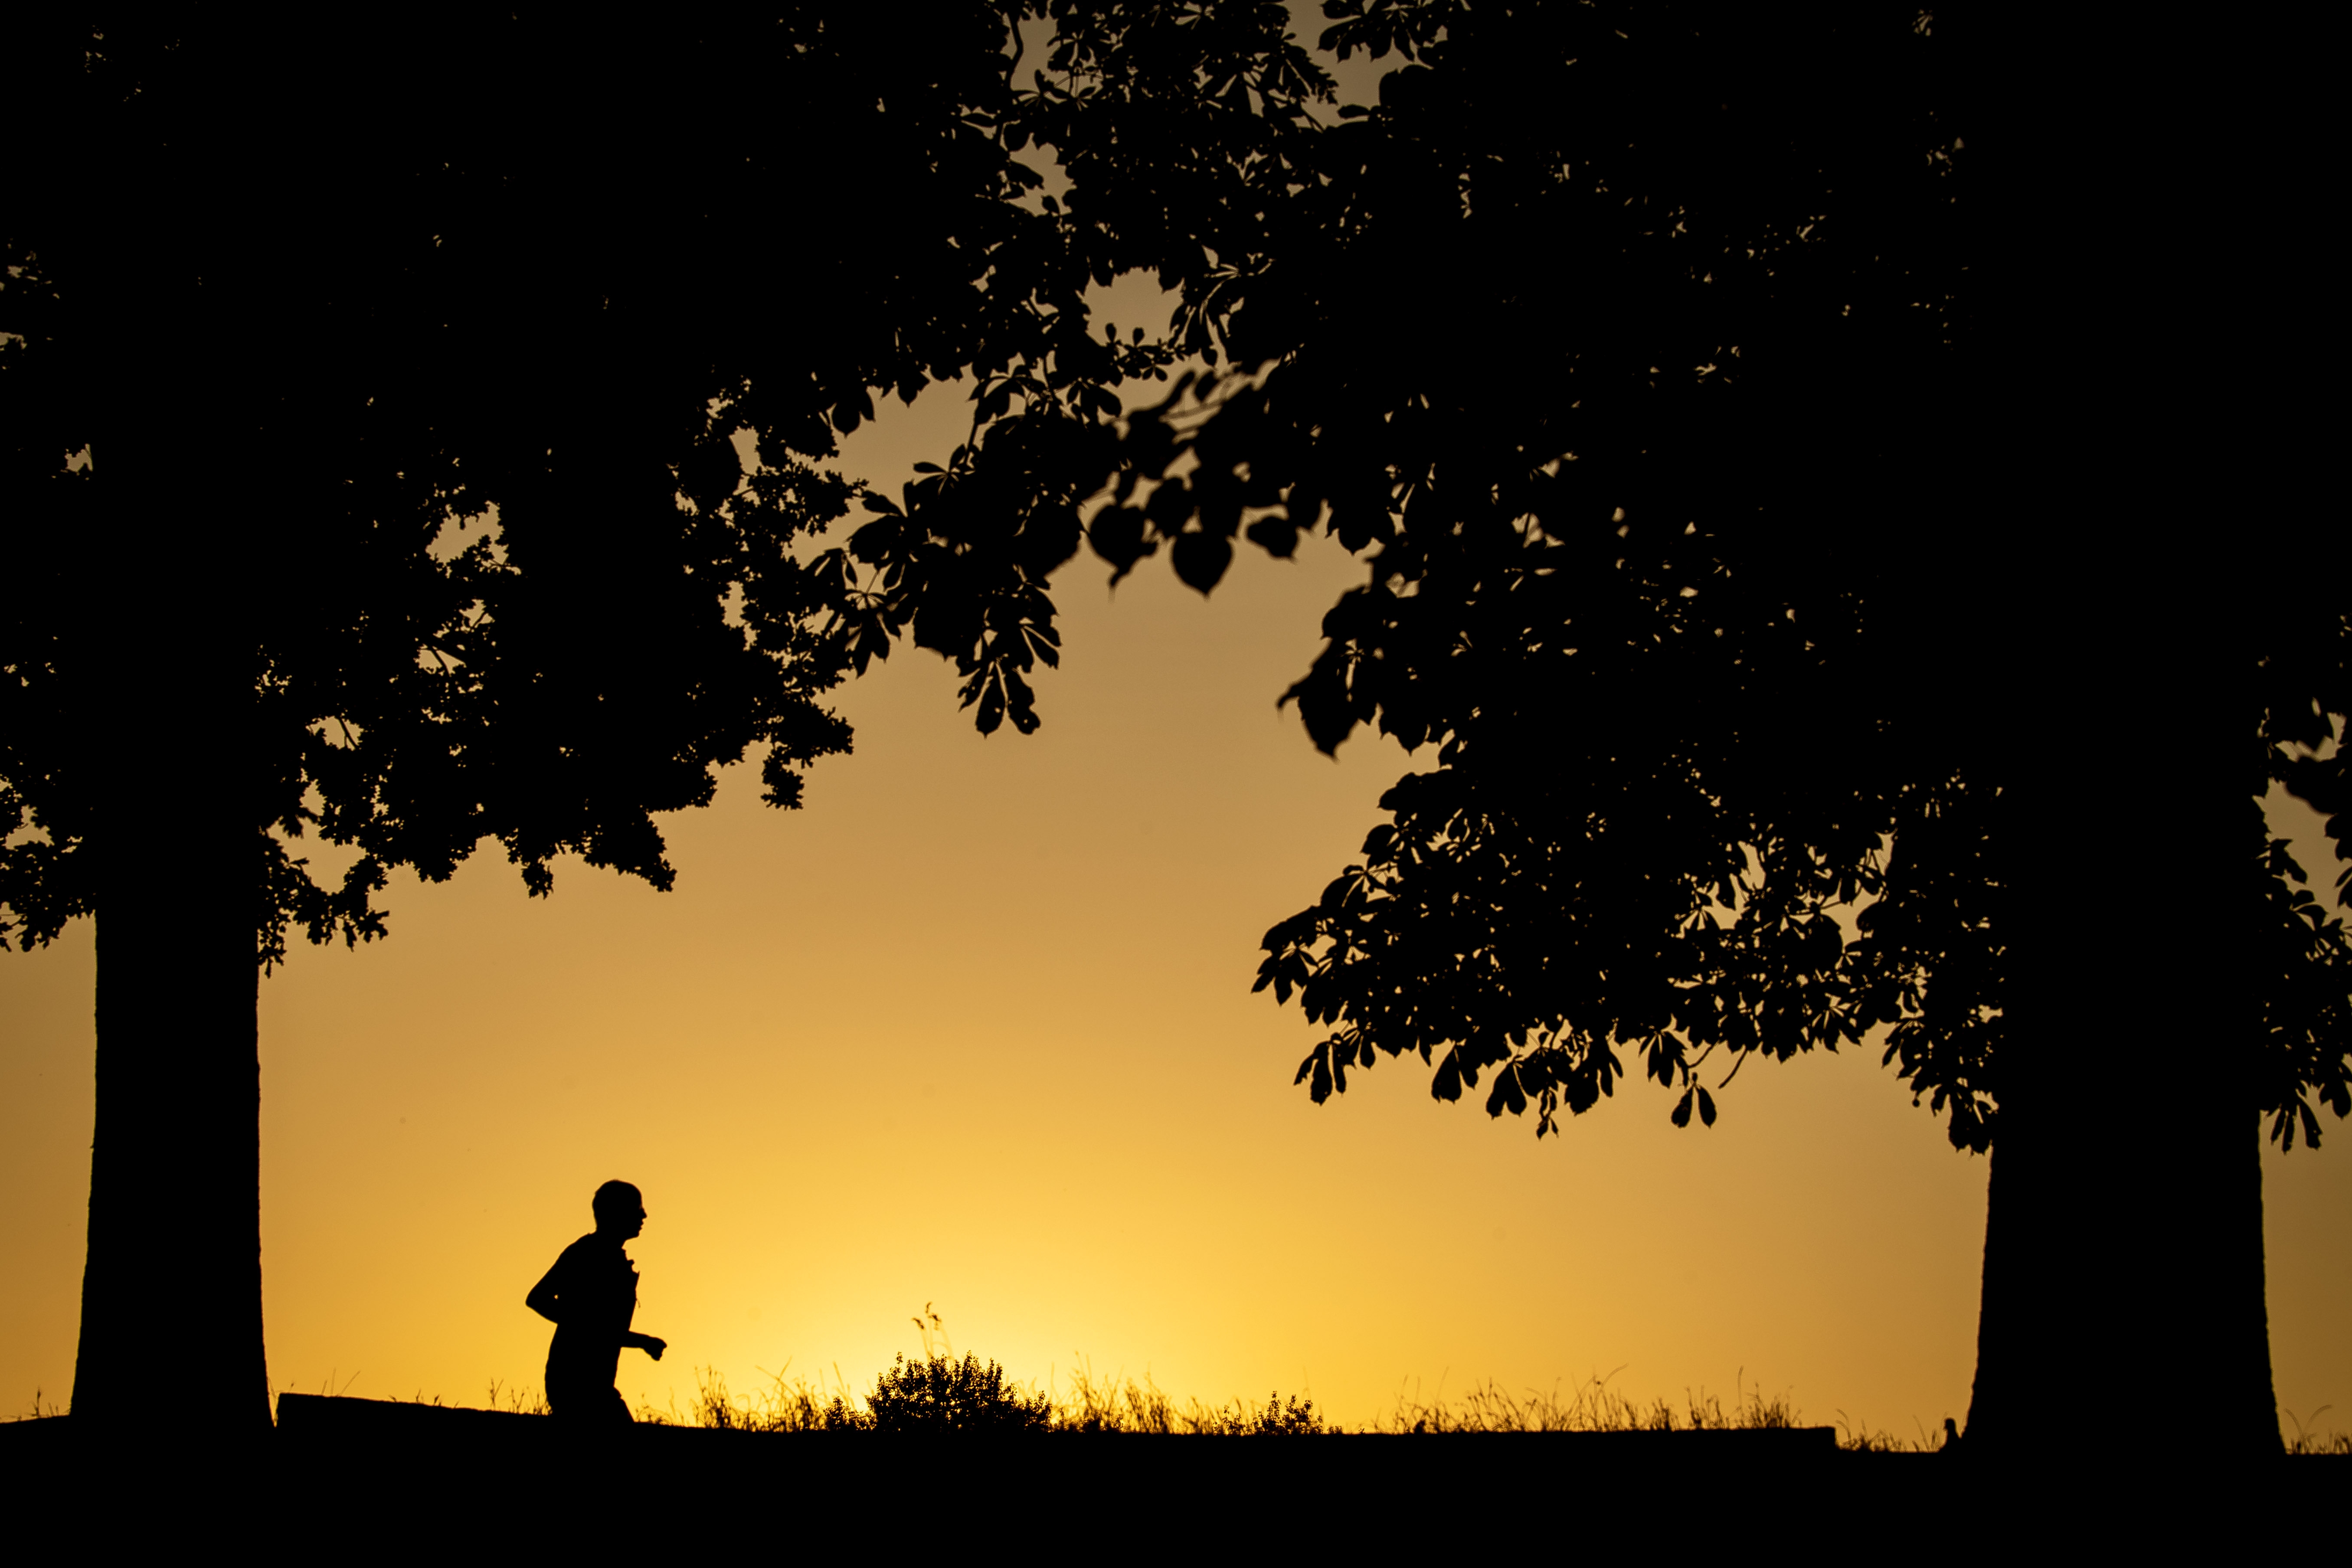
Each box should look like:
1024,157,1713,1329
860,1,2352,1153
0,3,1322,1425
860,1,2351,1455
7,1,2341,1453
0,7,1196,960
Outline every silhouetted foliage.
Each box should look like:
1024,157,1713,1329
674,1352,1331,1435
830,0,1333,734
10,0,2339,1458
0,8,1207,955
0,4,1278,1427
866,1353,1056,1434
880,2,2352,1155
866,3,2348,1458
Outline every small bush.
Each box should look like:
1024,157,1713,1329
1240,1392,1326,1435
867,1352,1053,1434
667,1355,1328,1436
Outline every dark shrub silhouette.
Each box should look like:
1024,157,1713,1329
867,1353,1053,1435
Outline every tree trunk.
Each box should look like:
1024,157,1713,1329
1966,1091,2277,1457
70,395,270,1430
1937,10,2284,1460
55,22,300,1430
74,908,266,1428
1958,549,2277,1458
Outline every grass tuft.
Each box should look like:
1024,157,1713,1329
2283,1406,2352,1456
634,1371,2352,1451
1056,1363,1328,1434
1372,1368,1817,1438
652,1356,1329,1434
8,1388,67,1423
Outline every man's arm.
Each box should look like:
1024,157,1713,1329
525,1262,563,1325
624,1332,667,1361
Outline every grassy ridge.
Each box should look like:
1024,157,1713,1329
455,1356,2347,1453
27,1344,2350,1452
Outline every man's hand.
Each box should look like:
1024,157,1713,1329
634,1334,667,1362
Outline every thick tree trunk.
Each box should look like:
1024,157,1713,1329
75,908,266,1427
1958,567,2277,1458
1937,12,2286,1460
1966,1092,2277,1457
54,21,296,1429
70,395,270,1429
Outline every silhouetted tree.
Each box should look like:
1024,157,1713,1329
864,4,2349,1457
0,5,1260,1429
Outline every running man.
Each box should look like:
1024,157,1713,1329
526,1179,668,1422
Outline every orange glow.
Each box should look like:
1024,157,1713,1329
4,389,2346,1436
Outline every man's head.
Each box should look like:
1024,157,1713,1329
592,1179,646,1240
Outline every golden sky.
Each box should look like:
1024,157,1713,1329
6,331,2349,1438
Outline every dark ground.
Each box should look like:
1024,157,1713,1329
1,1397,2335,1552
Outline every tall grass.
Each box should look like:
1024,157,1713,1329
1374,1370,1800,1436
1366,1368,1959,1451
640,1359,1328,1435
10,1388,65,1421
1053,1363,1325,1434
646,1353,2348,1451
635,1307,1334,1435
483,1378,551,1417
329,1358,2352,1453
157,1321,2350,1453
654,1364,861,1432
2284,1407,2352,1456
655,1359,1943,1444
